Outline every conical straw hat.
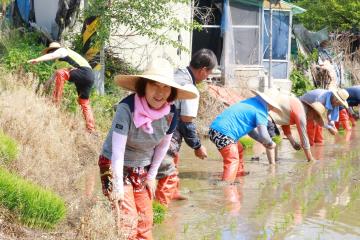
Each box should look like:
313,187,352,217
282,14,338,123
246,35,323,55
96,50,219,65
115,58,198,100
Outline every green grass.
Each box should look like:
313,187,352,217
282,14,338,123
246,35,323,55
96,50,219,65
239,136,255,149
0,131,19,164
0,167,66,229
153,201,167,224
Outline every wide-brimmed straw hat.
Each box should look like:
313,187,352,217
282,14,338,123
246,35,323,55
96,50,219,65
301,100,326,126
330,88,349,108
114,58,198,100
42,42,61,54
250,89,282,113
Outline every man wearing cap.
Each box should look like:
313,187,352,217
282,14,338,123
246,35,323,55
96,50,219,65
28,42,95,132
335,85,360,131
155,49,218,206
300,88,349,145
208,90,282,183
265,90,327,162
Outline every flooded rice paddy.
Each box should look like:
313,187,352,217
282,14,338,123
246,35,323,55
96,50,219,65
153,126,360,240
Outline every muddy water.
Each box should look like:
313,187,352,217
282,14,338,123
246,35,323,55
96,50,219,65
153,126,360,240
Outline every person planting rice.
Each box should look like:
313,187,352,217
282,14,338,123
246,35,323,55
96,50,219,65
335,85,360,131
28,42,96,132
98,58,197,239
263,89,328,162
208,90,282,183
300,88,349,145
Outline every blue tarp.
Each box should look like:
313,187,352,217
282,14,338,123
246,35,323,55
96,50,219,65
16,0,31,23
263,10,290,60
263,10,290,79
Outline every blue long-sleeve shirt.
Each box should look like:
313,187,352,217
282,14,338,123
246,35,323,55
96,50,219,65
344,86,360,108
338,86,360,111
300,89,339,123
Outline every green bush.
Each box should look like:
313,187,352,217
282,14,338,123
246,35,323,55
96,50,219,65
239,136,255,149
0,167,66,229
0,131,19,163
290,51,317,97
153,201,167,224
60,83,126,132
0,30,55,83
290,69,314,97
90,91,126,132
104,50,139,93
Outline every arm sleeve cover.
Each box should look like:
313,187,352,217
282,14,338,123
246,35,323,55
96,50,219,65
249,125,273,145
111,132,127,195
147,134,173,180
50,48,68,59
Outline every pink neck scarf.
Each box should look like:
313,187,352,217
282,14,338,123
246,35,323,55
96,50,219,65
133,94,170,134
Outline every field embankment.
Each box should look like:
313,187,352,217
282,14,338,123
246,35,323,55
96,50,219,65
0,70,121,239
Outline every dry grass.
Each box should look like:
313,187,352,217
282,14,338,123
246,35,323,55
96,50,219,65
330,32,360,85
195,83,254,137
0,80,96,200
0,69,123,239
195,86,227,136
75,200,126,240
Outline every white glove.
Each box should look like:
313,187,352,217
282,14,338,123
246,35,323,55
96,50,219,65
111,190,124,203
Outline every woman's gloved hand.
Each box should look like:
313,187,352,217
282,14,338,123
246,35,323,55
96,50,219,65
111,190,124,222
111,190,124,206
98,156,113,199
292,142,302,150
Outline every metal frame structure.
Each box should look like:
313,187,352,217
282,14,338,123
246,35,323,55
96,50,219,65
262,7,292,81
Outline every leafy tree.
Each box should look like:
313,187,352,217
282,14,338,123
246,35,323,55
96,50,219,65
290,0,360,31
290,51,317,96
83,0,200,51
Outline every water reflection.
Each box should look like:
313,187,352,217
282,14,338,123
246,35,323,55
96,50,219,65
153,125,360,240
223,180,243,217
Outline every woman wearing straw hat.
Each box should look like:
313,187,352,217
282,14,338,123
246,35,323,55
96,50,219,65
335,85,360,131
98,58,197,239
27,42,96,132
264,89,327,162
208,90,282,183
300,88,349,145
